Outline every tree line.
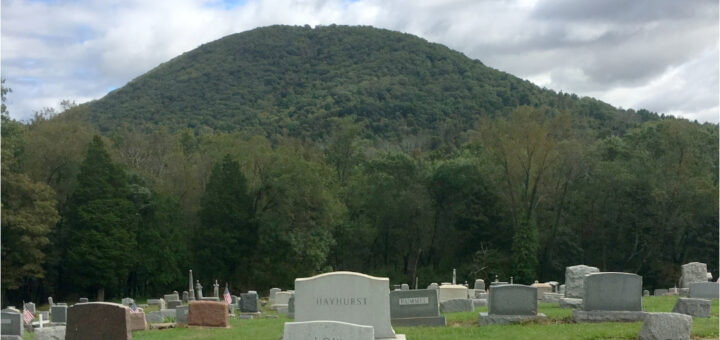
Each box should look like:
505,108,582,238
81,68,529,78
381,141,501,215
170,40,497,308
2,83,717,305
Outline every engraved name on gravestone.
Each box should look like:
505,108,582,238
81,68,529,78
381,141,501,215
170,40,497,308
295,271,401,339
389,289,445,327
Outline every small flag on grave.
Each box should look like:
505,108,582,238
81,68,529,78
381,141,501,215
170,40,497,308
223,286,232,304
23,303,35,324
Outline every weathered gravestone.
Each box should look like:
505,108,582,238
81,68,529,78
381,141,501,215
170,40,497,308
147,298,165,310
182,291,189,304
239,292,259,313
187,300,228,327
437,284,467,303
643,290,650,297
1,310,23,338
637,312,692,340
273,291,292,312
164,293,180,302
478,284,546,325
121,298,134,306
129,308,147,331
51,305,68,323
176,306,189,324
269,288,281,303
474,279,485,291
672,298,711,318
688,282,719,299
65,302,131,340
654,289,669,296
145,311,164,323
288,295,295,319
427,283,439,290
389,289,446,327
560,264,599,309
167,300,182,309
680,262,708,288
24,302,36,313
283,320,374,340
542,292,563,303
78,298,88,303
294,271,404,339
572,272,646,322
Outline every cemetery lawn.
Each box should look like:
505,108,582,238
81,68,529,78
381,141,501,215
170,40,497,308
24,296,718,340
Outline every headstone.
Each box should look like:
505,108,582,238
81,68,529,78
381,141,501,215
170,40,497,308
39,311,50,322
239,292,259,313
160,308,176,320
23,302,36,314
389,289,445,327
680,262,707,288
120,298,133,306
542,292,563,303
452,268,456,285
439,298,473,313
546,281,559,292
559,284,565,295
166,300,182,309
176,306,189,324
530,281,553,300
1,311,23,337
478,284,546,325
573,272,646,322
564,265,599,298
474,279,485,291
401,284,410,291
187,300,228,327
672,297,711,318
637,312,692,340
643,290,650,297
231,295,238,305
654,289,669,296
288,295,295,319
274,292,292,307
78,298,89,303
145,311,163,323
164,293,180,302
200,296,219,301
437,284,468,303
688,282,719,299
283,320,374,340
489,281,508,286
188,269,195,302
707,272,713,281
129,308,147,331
269,288,281,303
213,280,220,298
147,298,165,310
48,297,55,306
182,291,189,303
195,280,203,299
474,291,488,299
34,325,66,340
427,283,438,290
294,271,402,339
51,305,68,323
65,302,131,340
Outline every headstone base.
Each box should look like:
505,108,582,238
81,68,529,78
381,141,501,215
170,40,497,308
477,313,547,325
572,310,647,322
542,293,563,303
391,316,446,327
559,298,583,309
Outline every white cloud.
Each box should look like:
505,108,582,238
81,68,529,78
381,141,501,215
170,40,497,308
1,0,717,123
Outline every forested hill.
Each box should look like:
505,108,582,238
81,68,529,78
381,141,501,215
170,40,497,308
84,25,654,140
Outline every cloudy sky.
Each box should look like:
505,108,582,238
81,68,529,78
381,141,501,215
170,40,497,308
2,0,718,123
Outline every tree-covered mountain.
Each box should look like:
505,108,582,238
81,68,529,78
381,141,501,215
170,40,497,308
83,25,654,141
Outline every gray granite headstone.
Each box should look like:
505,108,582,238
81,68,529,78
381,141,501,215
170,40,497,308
474,279,485,291
166,300,182,309
672,297,711,318
164,293,180,302
182,291,189,303
121,297,134,306
488,284,537,315
288,295,295,319
24,302,36,313
1,311,23,337
34,325,66,339
637,312,692,340
51,305,68,323
688,282,719,299
176,306,189,324
439,298,473,313
269,288,281,302
389,289,445,326
78,298,89,303
400,284,409,291
240,292,259,313
146,311,163,323
654,289,668,296
582,272,642,311
427,283,438,290
680,262,708,288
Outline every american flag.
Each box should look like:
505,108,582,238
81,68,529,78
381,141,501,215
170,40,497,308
223,286,232,304
22,304,34,325
130,302,140,313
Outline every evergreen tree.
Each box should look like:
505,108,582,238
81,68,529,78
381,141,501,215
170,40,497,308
62,136,138,300
196,154,254,288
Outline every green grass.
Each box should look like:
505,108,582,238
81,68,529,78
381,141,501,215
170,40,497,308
24,296,719,340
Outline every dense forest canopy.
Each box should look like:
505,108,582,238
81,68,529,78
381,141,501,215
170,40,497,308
1,26,717,305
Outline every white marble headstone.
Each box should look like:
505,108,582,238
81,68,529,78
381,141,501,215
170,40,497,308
295,271,401,339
